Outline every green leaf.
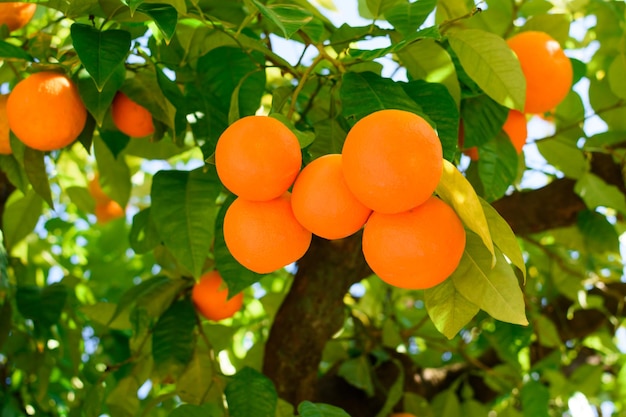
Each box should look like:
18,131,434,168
395,38,461,103
461,95,509,148
0,40,33,61
94,136,131,207
152,298,197,378
521,13,571,45
16,283,68,327
0,155,28,193
425,278,479,339
478,133,519,202
252,1,313,39
402,80,459,161
448,29,526,110
77,64,125,126
385,0,437,35
214,196,265,293
574,172,626,215
365,0,403,18
577,210,620,254
533,314,562,348
70,24,131,91
337,356,375,396
197,46,266,121
431,388,461,417
308,118,347,159
452,233,528,326
106,376,140,417
297,401,351,417
2,189,43,250
23,147,53,208
137,4,178,42
520,381,550,417
109,275,189,328
129,208,161,254
480,199,526,280
0,231,7,290
340,71,424,124
169,404,223,417
348,27,440,61
437,159,495,264
608,54,626,99
225,367,278,417
177,345,215,405
151,167,221,277
536,135,588,179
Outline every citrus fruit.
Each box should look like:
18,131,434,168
7,71,87,151
291,154,372,240
341,109,443,214
0,3,36,32
95,199,125,224
111,92,155,138
507,31,573,114
215,116,302,201
0,95,11,155
88,174,111,204
503,109,527,153
192,270,244,321
362,196,466,290
223,192,312,274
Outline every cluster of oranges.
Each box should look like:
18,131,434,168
462,30,573,159
215,110,466,291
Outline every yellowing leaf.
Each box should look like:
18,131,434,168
436,159,495,266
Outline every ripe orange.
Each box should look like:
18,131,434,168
503,109,527,153
7,71,87,151
95,199,125,224
0,3,36,32
111,92,155,138
223,192,312,274
191,270,244,321
215,116,302,201
291,154,372,240
463,147,479,161
362,196,465,290
0,95,11,155
341,109,443,214
88,174,110,204
507,31,573,114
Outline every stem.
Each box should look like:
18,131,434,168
286,54,324,120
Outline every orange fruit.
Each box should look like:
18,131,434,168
0,3,36,32
223,192,312,274
507,31,573,114
95,199,125,224
215,116,302,201
88,173,110,204
291,154,372,240
341,109,443,214
503,109,527,153
192,270,244,321
111,92,155,138
362,196,465,290
0,95,11,155
7,71,87,151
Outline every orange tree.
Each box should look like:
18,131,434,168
0,1,625,416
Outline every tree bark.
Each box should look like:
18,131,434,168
262,234,372,405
